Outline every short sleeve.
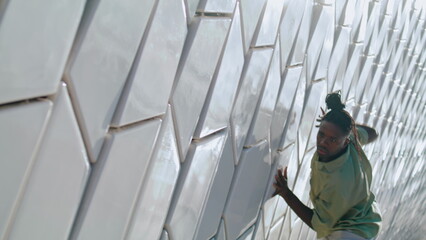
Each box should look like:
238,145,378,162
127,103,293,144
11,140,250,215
356,127,369,146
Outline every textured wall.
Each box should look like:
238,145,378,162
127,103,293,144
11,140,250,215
0,0,425,239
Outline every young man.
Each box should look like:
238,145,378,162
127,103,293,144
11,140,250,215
273,92,382,240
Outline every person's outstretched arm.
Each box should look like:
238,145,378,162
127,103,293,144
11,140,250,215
273,167,313,229
356,124,378,143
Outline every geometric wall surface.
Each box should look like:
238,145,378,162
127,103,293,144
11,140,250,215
0,0,425,239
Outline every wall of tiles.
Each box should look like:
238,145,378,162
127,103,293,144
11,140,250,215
0,0,425,239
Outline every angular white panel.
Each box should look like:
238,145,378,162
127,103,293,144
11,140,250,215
223,141,271,240
66,0,156,160
280,0,307,69
289,219,303,240
0,0,85,104
237,226,255,240
253,215,265,240
8,84,89,240
76,120,161,240
351,0,368,43
365,64,385,105
194,7,244,139
262,197,279,239
240,0,267,51
337,0,356,26
255,0,286,46
125,106,180,240
363,1,381,55
202,0,236,13
112,0,187,126
281,71,306,148
298,224,311,240
306,4,333,81
278,214,292,240
171,17,230,160
293,149,315,205
268,217,284,240
160,230,169,240
194,133,235,240
186,0,202,19
246,43,281,147
216,219,227,240
0,101,51,237
231,48,273,162
342,43,362,101
355,55,374,104
290,0,313,65
298,80,326,158
166,132,227,240
328,26,350,92
270,66,303,151
314,30,334,81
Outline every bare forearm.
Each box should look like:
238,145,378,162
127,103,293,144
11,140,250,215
281,190,313,229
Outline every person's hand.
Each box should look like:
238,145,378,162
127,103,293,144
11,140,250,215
272,167,290,197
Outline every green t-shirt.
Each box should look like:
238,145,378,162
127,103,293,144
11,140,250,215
310,127,382,239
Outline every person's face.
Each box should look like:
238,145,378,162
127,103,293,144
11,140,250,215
316,121,350,162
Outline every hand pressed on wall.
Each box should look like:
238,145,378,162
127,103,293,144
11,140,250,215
272,167,290,197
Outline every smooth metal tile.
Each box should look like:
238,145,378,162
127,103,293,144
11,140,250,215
245,44,281,147
281,70,306,148
0,101,51,238
253,212,264,240
202,0,236,13
160,229,169,240
166,132,227,240
0,0,85,104
336,0,357,26
342,43,363,101
194,132,235,240
278,214,292,240
76,120,161,240
223,141,271,240
186,0,202,20
293,149,315,205
355,55,375,104
171,17,230,160
66,0,157,160
290,0,313,65
112,0,187,126
237,226,255,240
270,67,303,151
306,4,333,81
8,84,89,240
268,217,284,240
216,219,227,240
289,218,303,240
194,7,244,139
231,48,273,163
262,197,279,239
125,106,180,240
239,0,267,51
298,80,326,158
328,26,350,92
255,0,286,47
280,0,307,69
351,0,368,43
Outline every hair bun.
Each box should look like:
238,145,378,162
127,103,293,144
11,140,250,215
326,92,345,111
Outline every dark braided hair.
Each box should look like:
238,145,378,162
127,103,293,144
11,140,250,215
319,91,361,150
